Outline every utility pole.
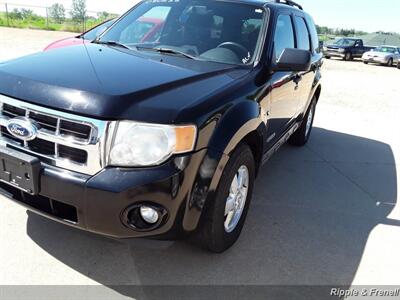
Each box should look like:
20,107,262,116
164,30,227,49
46,7,49,29
5,3,9,26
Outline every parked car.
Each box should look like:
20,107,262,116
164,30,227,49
362,46,400,67
44,19,115,51
323,38,375,61
44,17,164,51
0,0,322,253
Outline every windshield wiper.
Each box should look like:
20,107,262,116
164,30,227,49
93,40,134,50
137,46,198,60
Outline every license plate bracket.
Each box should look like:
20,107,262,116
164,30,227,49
0,146,41,195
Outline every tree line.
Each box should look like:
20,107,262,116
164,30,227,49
7,0,114,23
316,25,368,37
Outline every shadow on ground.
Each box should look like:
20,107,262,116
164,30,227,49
25,128,397,299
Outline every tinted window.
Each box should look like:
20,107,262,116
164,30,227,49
374,46,396,53
334,39,356,47
294,16,310,51
304,14,319,53
100,1,266,65
274,15,295,59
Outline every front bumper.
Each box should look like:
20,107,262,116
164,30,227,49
0,149,210,238
323,50,345,58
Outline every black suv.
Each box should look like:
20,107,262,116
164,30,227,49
0,0,322,252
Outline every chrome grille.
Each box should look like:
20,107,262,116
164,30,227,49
0,94,113,175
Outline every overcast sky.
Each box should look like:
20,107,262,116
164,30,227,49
1,0,399,33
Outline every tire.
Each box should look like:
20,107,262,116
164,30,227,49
196,144,255,253
387,58,393,67
288,98,317,147
344,52,352,61
325,56,331,59
363,61,368,64
397,62,400,69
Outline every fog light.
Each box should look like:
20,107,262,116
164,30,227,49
140,206,159,224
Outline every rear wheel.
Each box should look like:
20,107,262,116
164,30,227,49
363,61,368,64
196,144,255,253
397,62,400,69
288,98,317,147
325,56,331,59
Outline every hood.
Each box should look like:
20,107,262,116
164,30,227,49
0,44,244,123
44,37,85,51
363,50,391,57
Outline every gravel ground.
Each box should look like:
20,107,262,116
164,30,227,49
0,28,400,300
0,27,74,61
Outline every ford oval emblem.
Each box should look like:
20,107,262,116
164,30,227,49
6,117,38,141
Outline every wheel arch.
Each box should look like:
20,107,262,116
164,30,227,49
182,100,266,232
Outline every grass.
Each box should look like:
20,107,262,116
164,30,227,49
0,12,105,33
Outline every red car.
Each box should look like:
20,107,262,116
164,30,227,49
44,19,115,51
44,18,164,51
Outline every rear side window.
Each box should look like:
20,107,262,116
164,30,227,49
304,14,320,53
294,16,310,51
274,15,295,59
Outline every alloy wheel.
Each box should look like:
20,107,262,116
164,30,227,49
224,165,249,233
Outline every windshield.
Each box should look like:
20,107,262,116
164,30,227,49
99,0,266,65
83,19,115,40
334,39,356,47
374,47,396,53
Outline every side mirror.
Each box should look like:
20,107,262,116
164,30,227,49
274,48,311,72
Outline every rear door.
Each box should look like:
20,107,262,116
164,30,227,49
293,13,315,114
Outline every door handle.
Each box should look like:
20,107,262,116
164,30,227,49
311,64,318,72
293,74,302,90
293,74,302,84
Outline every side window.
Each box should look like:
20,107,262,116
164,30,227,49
274,14,295,60
294,16,310,51
305,14,320,53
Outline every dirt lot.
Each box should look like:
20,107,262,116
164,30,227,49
0,28,400,299
0,27,74,61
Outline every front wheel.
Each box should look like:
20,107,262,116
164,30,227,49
288,98,317,146
397,62,400,69
196,144,255,253
344,52,352,61
387,58,393,67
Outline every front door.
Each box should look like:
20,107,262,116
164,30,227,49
265,13,300,145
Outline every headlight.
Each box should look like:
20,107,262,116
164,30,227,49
339,48,345,53
109,121,197,167
323,46,328,52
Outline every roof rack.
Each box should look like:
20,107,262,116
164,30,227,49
270,0,303,10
